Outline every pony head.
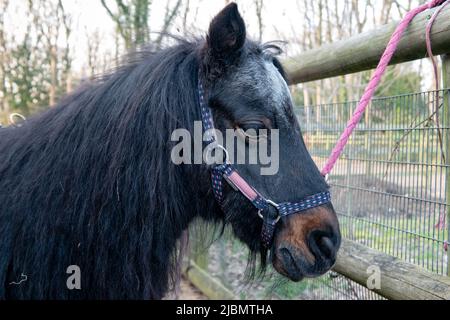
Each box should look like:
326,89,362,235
199,3,341,281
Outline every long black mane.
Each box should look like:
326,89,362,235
0,38,219,299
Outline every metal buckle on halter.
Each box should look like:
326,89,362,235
206,144,240,191
258,199,281,224
9,113,26,128
205,143,229,166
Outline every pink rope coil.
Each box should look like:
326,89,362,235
321,0,448,176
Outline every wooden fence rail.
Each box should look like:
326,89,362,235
334,239,450,300
283,5,450,84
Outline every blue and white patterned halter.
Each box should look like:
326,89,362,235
198,74,331,249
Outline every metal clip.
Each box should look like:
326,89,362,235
257,200,281,224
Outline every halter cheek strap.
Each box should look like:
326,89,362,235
198,76,331,249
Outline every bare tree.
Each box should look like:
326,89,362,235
27,0,72,106
181,0,190,34
101,0,151,49
0,0,9,114
87,30,102,79
58,0,73,93
101,0,183,50
254,0,264,42
154,0,182,48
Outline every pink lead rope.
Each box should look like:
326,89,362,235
321,0,448,177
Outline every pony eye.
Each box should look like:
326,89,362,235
236,121,268,141
239,121,266,132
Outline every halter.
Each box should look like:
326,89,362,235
198,75,331,249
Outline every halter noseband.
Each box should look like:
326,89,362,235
198,75,331,249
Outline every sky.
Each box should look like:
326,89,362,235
3,0,301,69
63,0,300,69
2,0,433,88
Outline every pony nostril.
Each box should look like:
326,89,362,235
318,236,334,259
278,247,298,271
309,231,336,261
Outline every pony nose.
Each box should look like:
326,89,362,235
308,229,338,261
277,246,303,280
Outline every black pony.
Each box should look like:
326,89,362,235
0,3,340,299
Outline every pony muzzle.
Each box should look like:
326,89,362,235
272,204,341,281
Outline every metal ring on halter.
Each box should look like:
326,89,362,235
324,174,329,183
205,143,229,165
258,199,281,223
9,113,26,127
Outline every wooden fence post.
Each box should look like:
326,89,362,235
190,227,209,271
442,54,450,277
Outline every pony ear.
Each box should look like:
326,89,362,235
207,3,246,58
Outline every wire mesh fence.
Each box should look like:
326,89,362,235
300,90,449,275
294,89,450,299
189,89,449,300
